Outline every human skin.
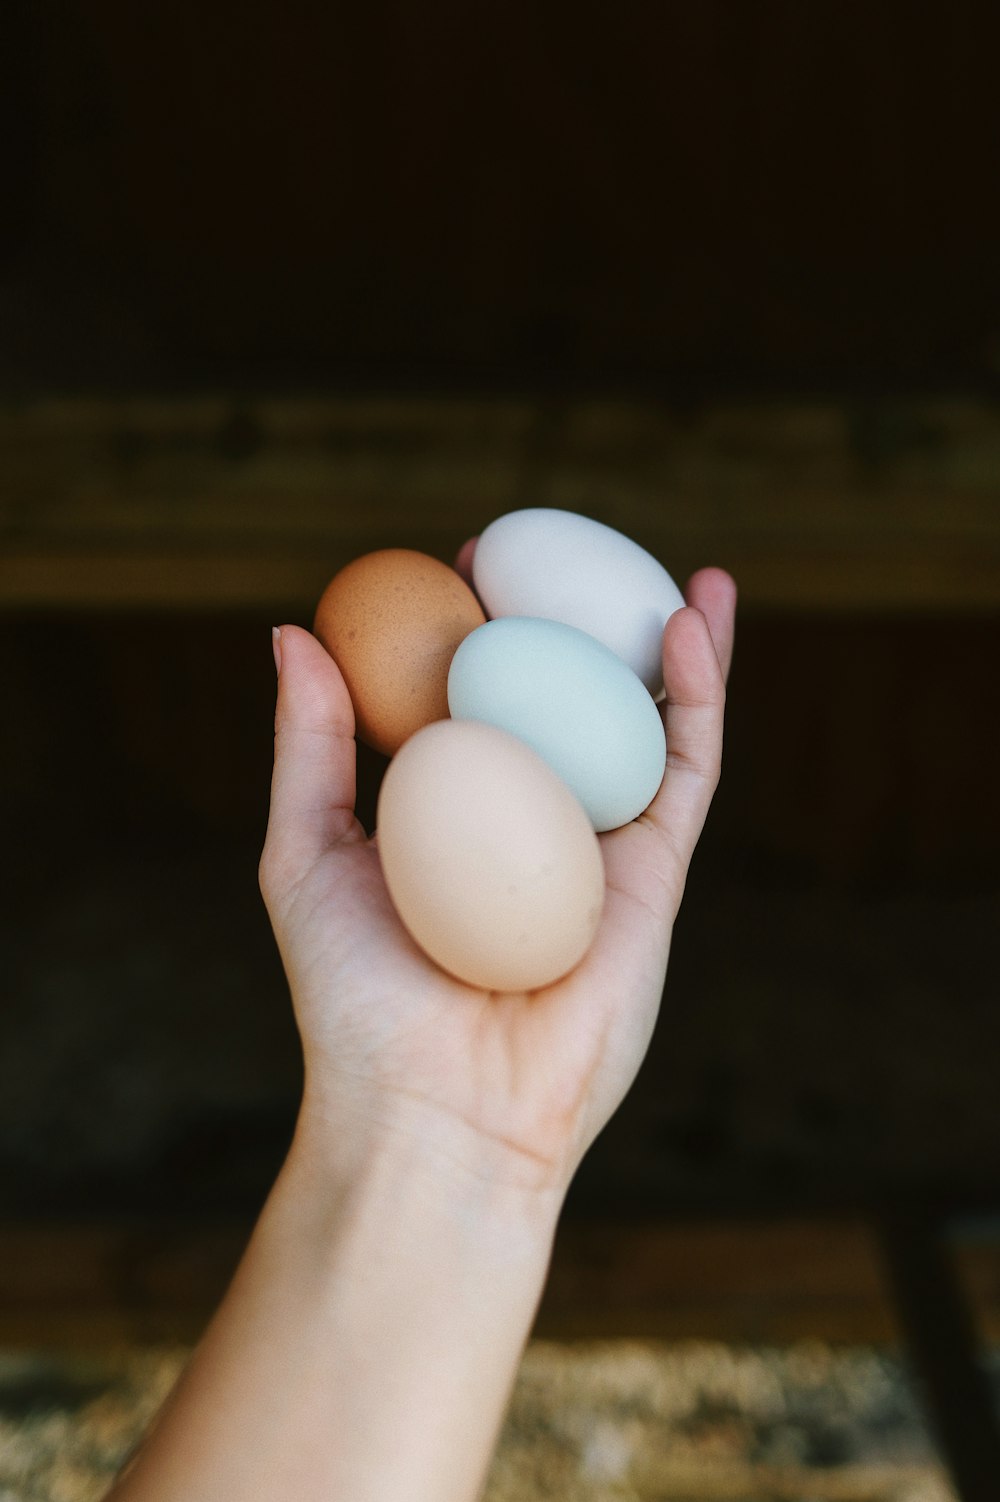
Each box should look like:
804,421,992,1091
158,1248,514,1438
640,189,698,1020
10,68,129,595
106,556,736,1502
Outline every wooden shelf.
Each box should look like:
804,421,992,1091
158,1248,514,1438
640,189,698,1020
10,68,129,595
3,1216,999,1348
2,396,998,613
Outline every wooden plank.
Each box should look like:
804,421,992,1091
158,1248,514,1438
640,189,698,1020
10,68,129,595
537,1220,898,1344
2,1217,999,1348
0,552,338,612
2,544,998,615
621,1458,950,1501
2,397,998,612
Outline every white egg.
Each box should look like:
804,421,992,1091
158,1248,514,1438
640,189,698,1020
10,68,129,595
448,617,666,832
472,507,685,697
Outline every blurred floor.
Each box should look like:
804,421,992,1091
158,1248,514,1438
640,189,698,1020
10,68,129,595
0,1340,973,1501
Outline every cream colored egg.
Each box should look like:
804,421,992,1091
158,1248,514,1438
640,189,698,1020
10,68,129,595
376,719,605,991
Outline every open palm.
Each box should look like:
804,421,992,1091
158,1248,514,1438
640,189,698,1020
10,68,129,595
259,559,736,1202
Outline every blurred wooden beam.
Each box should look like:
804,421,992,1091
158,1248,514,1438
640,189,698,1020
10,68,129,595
2,1216,999,1348
620,1458,948,1500
539,1219,898,1344
2,396,998,613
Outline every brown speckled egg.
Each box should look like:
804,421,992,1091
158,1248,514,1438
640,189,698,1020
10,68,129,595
313,548,486,755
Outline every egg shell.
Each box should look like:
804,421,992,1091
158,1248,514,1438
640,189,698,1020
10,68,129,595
448,617,666,832
473,508,685,697
313,549,485,755
376,719,605,992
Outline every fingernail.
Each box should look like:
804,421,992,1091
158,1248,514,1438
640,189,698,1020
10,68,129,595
272,626,282,675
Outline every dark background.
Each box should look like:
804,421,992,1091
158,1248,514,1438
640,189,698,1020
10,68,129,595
2,0,998,1223
4,0,1000,395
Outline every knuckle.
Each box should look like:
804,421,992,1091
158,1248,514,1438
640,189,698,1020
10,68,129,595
257,846,277,903
258,841,288,905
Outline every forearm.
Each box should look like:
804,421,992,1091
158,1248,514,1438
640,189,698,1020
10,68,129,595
108,1110,561,1502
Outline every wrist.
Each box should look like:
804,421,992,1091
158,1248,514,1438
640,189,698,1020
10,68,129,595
285,1085,566,1260
233,1091,562,1501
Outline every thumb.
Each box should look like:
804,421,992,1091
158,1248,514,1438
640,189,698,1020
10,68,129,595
260,625,364,897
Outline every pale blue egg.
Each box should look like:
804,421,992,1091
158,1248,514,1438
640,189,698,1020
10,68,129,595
447,617,666,833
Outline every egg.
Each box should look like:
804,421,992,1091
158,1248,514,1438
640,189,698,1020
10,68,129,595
313,548,485,755
376,719,605,991
472,508,685,697
448,617,666,832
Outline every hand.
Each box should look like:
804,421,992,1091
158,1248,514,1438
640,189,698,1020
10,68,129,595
259,555,736,1206
107,555,736,1502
